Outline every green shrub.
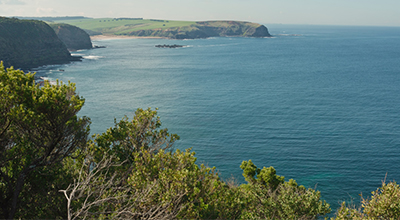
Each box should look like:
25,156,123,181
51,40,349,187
334,181,400,220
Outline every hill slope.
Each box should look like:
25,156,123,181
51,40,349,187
55,18,271,39
49,23,93,50
0,17,80,70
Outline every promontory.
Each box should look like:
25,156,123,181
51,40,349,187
48,18,271,39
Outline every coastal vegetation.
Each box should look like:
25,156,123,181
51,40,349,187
1,63,400,219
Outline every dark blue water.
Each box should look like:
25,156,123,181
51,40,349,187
35,24,400,211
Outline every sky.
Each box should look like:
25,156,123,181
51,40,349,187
1,0,399,27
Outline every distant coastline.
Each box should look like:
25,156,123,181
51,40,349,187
13,17,272,40
52,18,271,39
0,16,271,70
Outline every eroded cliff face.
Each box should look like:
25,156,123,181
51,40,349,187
125,21,271,39
50,23,93,51
0,17,79,70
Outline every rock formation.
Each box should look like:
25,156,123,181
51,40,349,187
155,44,184,48
0,17,80,70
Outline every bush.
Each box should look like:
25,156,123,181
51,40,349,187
334,181,400,220
239,160,331,219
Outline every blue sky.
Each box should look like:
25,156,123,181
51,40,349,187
1,0,399,26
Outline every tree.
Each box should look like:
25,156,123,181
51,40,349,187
62,108,232,219
94,107,180,162
239,160,331,219
128,148,226,219
240,159,285,189
0,62,90,219
60,155,136,220
61,147,230,219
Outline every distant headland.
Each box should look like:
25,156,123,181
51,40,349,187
22,17,272,39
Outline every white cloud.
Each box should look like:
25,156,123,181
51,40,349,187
36,7,57,15
0,0,25,5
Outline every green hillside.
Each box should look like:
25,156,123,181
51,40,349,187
49,23,93,50
52,18,271,39
54,18,196,35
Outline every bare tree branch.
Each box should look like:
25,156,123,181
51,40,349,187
60,155,186,220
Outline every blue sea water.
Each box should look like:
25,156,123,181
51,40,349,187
35,24,400,211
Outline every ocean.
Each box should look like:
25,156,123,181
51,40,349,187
34,24,400,210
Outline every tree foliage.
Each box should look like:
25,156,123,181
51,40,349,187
128,148,227,219
240,159,285,189
239,160,331,219
60,148,228,219
0,62,90,219
60,155,134,220
62,109,232,219
94,108,180,162
334,181,400,220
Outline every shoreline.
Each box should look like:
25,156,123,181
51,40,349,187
90,35,165,40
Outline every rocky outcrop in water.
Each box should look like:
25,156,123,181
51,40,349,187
155,44,184,48
0,17,80,70
49,23,93,50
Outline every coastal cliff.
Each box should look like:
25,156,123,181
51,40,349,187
0,17,79,70
125,21,271,39
49,23,93,50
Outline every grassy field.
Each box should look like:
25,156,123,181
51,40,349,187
53,18,196,35
198,20,259,28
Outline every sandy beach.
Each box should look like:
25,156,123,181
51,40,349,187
90,35,164,40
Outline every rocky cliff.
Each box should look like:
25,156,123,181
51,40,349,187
49,23,93,50
126,21,271,39
0,17,80,70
